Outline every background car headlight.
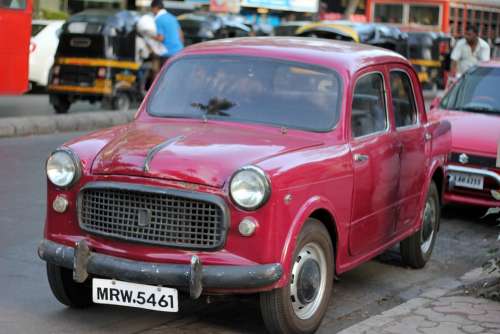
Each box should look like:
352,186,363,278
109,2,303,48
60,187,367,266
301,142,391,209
230,166,270,210
46,149,80,187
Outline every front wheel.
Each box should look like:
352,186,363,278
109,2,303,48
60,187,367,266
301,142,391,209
46,263,92,308
400,181,440,269
260,219,333,334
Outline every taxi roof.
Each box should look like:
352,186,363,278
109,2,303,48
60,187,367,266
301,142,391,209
180,37,409,76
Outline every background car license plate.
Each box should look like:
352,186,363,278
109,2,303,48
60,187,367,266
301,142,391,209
92,278,178,312
451,172,484,190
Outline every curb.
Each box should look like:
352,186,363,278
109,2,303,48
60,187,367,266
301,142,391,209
337,267,499,334
0,111,135,138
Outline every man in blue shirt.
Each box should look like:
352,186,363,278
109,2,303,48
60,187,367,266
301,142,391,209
150,0,184,63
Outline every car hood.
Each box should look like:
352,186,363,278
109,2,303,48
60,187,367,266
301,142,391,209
429,109,500,156
91,121,323,188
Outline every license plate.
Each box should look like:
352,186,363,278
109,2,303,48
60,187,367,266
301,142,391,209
92,278,178,312
451,172,484,190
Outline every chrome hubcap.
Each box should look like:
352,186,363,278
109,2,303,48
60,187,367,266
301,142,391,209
290,243,327,320
420,197,436,254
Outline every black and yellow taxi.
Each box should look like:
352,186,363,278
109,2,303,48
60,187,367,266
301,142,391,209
48,10,146,113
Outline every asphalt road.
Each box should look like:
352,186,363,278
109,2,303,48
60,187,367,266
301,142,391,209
0,131,497,334
0,94,106,118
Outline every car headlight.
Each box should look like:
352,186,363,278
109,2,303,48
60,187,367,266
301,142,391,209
229,166,270,210
46,149,81,187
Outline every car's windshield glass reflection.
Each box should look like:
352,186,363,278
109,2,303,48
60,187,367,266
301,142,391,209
147,56,342,132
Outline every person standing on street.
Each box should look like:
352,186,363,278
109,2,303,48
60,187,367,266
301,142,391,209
450,25,490,80
150,0,184,72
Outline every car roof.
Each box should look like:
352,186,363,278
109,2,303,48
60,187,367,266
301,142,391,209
181,37,409,75
479,60,500,68
32,19,64,25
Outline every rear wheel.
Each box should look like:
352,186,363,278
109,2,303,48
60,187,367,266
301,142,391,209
50,95,71,114
400,181,440,269
260,219,333,334
46,263,92,308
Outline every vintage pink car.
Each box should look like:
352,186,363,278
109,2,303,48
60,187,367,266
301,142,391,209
429,61,500,208
38,38,451,334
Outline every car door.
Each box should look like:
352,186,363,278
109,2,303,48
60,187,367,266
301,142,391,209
388,66,427,232
349,68,401,256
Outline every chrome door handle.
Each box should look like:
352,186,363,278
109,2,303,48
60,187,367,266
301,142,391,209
354,154,369,162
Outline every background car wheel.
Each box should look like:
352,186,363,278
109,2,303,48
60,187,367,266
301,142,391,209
50,95,70,114
46,263,92,308
260,218,334,334
112,92,131,111
400,181,440,269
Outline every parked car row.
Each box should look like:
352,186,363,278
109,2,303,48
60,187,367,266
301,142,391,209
31,7,500,334
38,38,452,334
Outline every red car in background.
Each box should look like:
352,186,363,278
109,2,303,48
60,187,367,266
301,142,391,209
38,38,451,334
429,62,500,208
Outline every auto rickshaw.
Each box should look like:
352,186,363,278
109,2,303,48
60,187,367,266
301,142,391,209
178,12,251,46
296,21,408,56
406,31,451,89
48,10,146,113
274,21,311,36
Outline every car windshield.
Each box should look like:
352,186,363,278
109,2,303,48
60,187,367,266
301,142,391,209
441,66,500,115
147,56,342,132
31,23,47,36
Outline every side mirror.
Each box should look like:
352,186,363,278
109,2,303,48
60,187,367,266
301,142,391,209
429,96,441,111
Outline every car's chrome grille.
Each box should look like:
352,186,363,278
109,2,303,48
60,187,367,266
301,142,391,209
78,186,227,250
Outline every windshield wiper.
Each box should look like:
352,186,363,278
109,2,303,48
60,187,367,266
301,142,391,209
190,97,236,117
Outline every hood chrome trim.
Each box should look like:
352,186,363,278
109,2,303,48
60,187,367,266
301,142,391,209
143,135,185,173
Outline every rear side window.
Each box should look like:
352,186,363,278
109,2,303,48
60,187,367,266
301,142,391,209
390,71,418,127
31,24,47,37
351,73,387,138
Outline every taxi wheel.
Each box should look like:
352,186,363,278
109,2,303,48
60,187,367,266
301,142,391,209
112,92,131,111
51,95,70,114
400,181,440,269
46,263,92,308
260,219,333,334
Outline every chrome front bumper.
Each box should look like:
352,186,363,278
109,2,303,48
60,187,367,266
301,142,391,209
447,165,500,200
38,239,283,299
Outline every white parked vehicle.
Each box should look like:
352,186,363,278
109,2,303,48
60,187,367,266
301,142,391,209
29,20,64,88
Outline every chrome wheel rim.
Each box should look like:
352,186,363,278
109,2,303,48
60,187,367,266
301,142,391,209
420,197,436,254
290,242,327,320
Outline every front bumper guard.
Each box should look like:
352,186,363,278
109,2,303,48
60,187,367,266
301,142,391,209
38,239,283,299
447,165,500,200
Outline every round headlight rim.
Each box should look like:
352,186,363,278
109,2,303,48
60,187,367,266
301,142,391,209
229,165,271,211
46,147,82,189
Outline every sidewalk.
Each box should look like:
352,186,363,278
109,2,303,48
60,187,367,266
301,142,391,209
338,269,500,334
0,110,134,138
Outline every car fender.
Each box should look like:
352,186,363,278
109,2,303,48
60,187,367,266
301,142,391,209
414,152,447,233
277,195,342,285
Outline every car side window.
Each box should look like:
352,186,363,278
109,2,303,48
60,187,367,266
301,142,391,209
0,0,25,9
351,72,387,138
390,71,418,128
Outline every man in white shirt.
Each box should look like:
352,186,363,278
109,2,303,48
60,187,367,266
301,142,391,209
450,25,490,78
